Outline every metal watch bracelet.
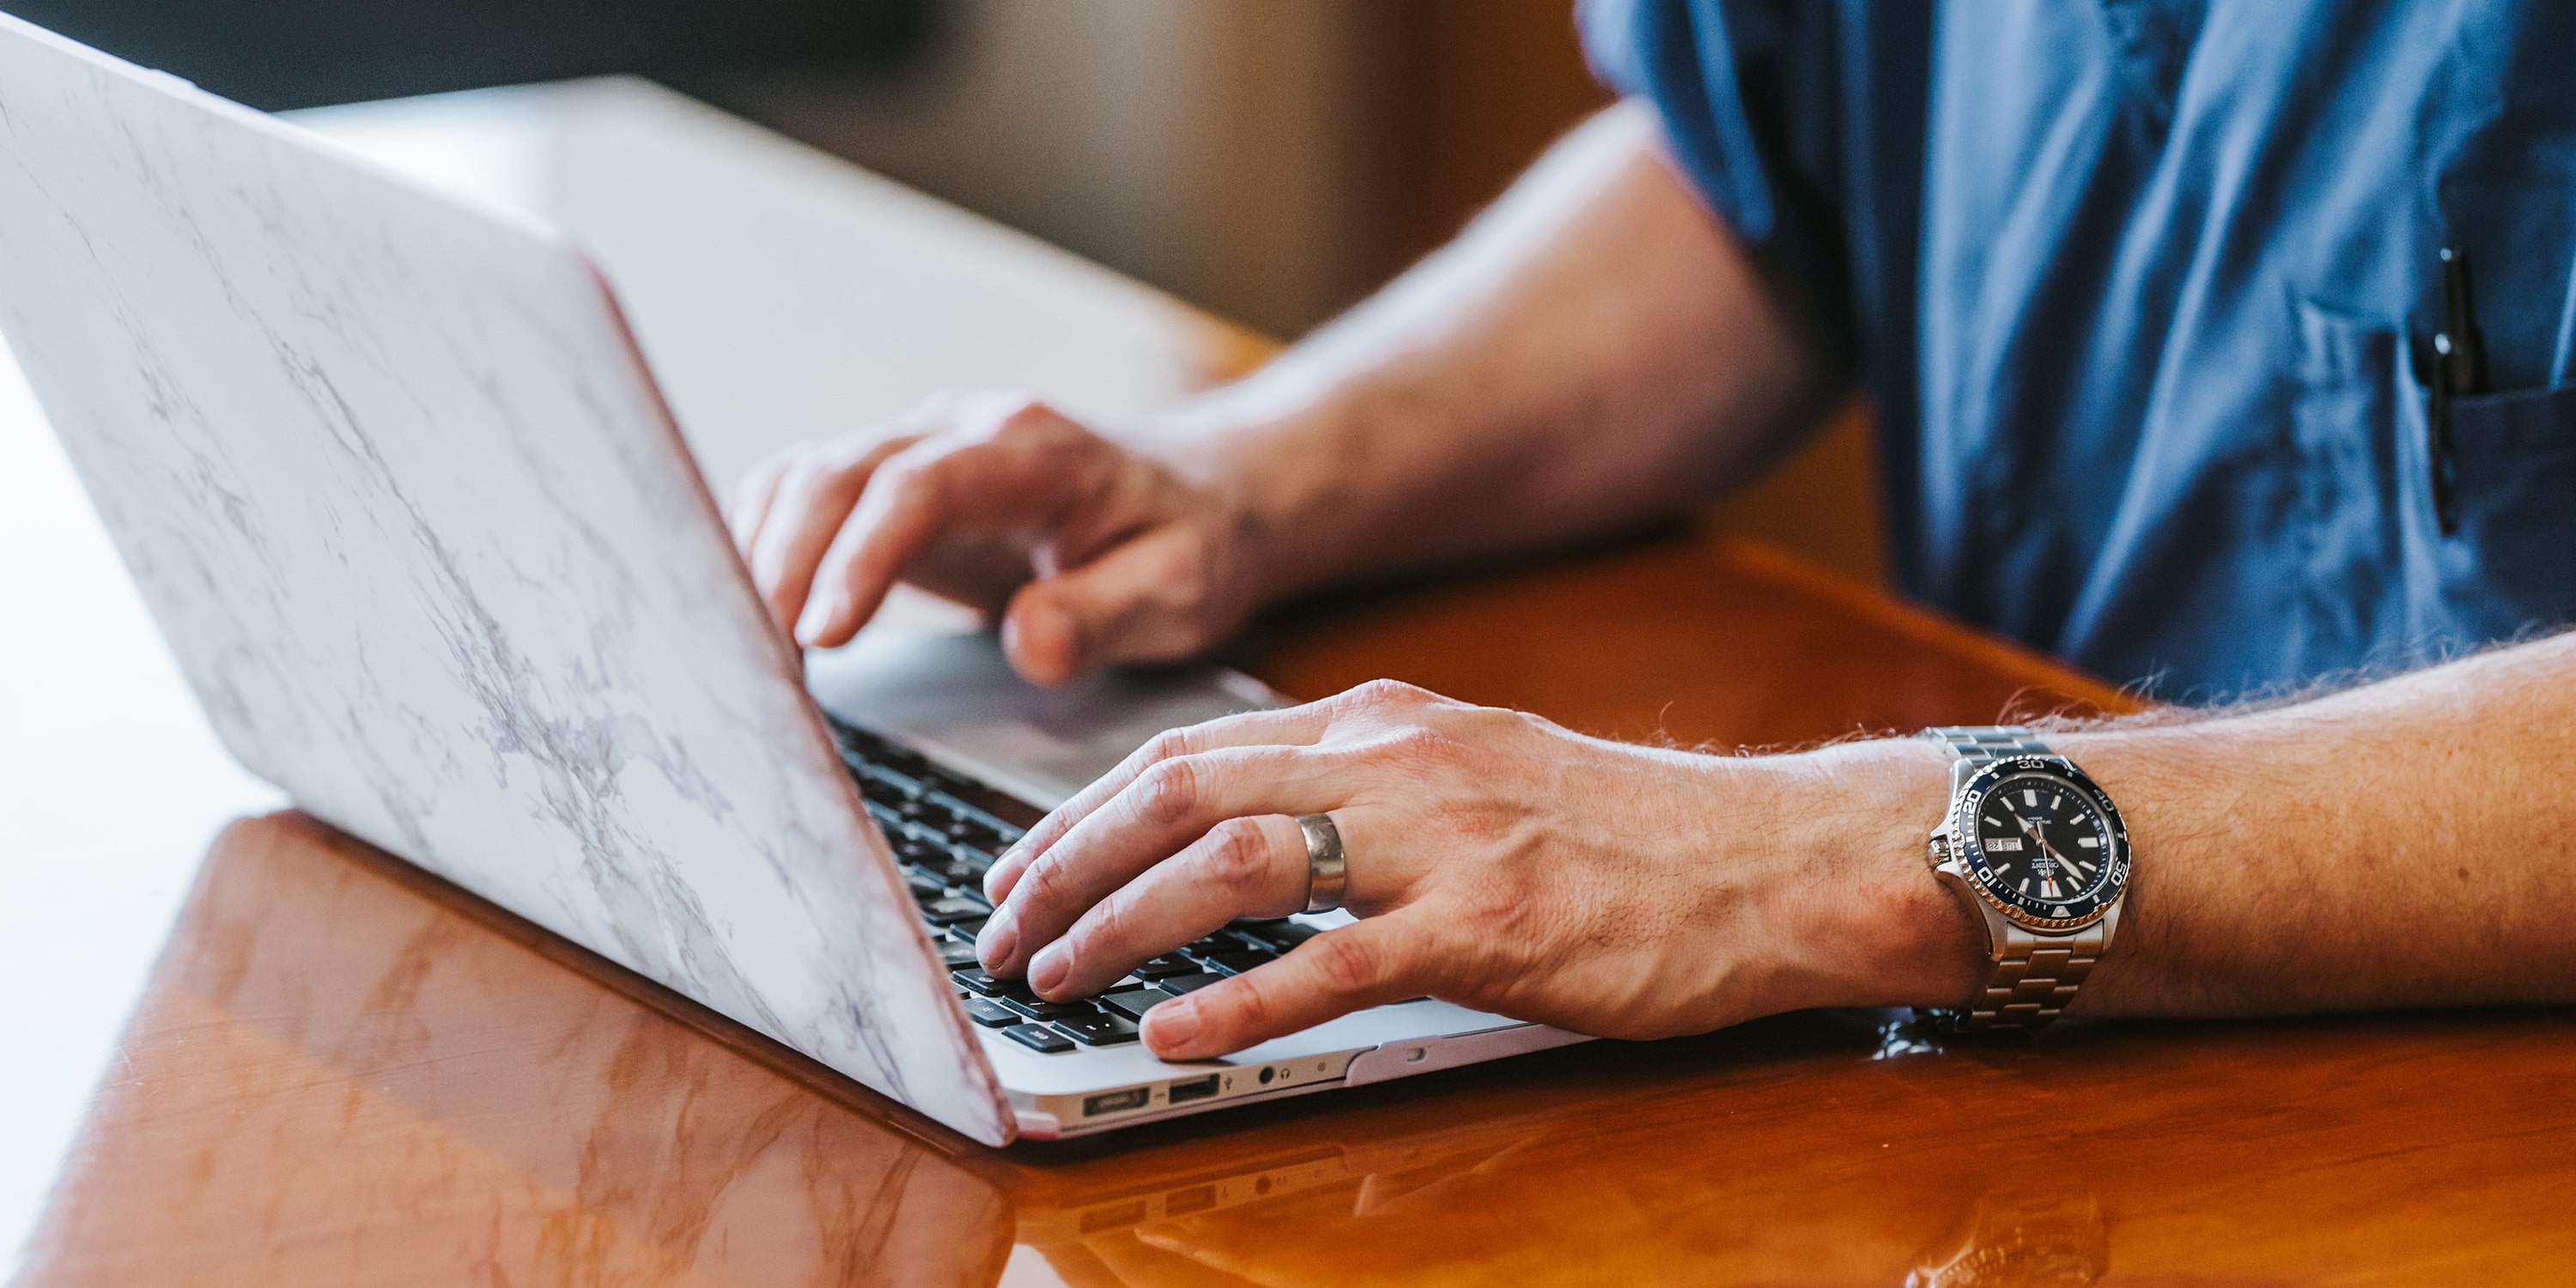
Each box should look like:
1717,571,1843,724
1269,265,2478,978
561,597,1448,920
1920,726,2109,1033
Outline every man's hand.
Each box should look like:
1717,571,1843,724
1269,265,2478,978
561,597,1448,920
727,393,1260,685
972,680,1974,1060
723,107,1822,688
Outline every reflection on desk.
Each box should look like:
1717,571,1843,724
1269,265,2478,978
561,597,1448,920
23,809,2576,1287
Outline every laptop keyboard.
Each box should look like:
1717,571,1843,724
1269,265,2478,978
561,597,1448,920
823,714,1320,1055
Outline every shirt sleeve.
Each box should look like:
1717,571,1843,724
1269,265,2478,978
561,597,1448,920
1578,0,1902,371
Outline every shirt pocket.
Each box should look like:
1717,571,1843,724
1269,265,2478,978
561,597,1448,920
2438,381,2576,635
2291,299,2576,673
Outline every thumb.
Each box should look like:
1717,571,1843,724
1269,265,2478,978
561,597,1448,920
1141,912,1437,1059
999,526,1229,685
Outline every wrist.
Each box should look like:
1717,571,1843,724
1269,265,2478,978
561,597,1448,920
1141,393,1360,613
1775,737,1990,1012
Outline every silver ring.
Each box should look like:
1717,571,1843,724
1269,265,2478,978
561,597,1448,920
1297,813,1346,914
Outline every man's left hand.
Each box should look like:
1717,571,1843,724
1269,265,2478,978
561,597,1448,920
973,680,1972,1060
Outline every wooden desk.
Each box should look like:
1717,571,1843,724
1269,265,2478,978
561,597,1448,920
12,528,2575,1286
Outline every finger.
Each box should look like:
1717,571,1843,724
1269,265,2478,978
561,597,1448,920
747,453,873,634
1142,914,1438,1060
979,744,1352,976
745,405,956,635
981,706,1334,907
1023,814,1309,999
728,455,792,558
793,423,1108,648
999,525,1224,686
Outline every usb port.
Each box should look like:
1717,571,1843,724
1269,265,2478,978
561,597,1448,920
1083,1086,1150,1117
1167,1073,1221,1104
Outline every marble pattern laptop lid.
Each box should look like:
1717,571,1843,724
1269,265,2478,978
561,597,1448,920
0,15,1012,1144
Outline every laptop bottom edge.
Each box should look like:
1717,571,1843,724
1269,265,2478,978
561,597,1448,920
1011,1024,1595,1139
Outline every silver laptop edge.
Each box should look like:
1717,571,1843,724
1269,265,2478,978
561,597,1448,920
0,12,1577,1145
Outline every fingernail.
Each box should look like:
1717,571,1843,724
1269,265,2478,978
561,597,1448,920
1029,944,1069,995
1146,997,1200,1049
794,594,842,646
983,845,1022,902
976,906,1017,969
1005,600,1077,683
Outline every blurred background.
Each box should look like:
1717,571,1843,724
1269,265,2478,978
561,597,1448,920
12,0,1607,338
10,0,1880,582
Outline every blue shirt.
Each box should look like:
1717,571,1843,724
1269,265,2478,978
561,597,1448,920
1581,0,2576,701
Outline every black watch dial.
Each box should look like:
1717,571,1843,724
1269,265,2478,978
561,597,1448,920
1961,769,2124,922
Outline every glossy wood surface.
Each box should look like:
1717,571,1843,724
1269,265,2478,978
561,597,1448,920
16,526,2576,1286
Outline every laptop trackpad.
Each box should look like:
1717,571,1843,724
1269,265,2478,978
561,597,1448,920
804,618,1285,811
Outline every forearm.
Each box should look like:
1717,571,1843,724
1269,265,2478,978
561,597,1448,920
1153,100,1828,606
2044,633,2576,1016
1816,633,2576,1021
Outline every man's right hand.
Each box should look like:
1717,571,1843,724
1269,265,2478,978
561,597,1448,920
728,392,1261,685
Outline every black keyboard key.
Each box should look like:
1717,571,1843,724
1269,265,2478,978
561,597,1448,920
1003,996,1104,1023
963,997,1018,1028
951,968,1030,999
1155,971,1224,996
1180,934,1242,958
928,790,1018,838
904,872,949,900
1130,955,1198,980
951,917,988,940
938,939,982,968
1199,949,1275,976
919,854,982,884
1233,919,1321,951
860,762,926,799
920,896,991,926
1052,1012,1141,1046
864,799,907,833
1004,1023,1074,1054
1099,987,1170,1023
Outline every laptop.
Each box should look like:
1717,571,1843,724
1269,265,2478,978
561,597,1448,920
0,13,1583,1144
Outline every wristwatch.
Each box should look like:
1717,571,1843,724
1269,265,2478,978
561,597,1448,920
1919,726,2131,1031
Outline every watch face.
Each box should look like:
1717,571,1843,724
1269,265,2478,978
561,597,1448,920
1958,764,2127,925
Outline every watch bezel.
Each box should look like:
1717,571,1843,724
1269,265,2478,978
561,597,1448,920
1942,755,2129,932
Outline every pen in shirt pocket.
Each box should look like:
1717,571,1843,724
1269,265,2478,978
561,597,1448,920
2411,245,2485,536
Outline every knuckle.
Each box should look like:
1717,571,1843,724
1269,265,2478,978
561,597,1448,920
982,393,1062,440
1146,541,1215,617
1132,757,1202,828
1345,678,1427,709
871,453,952,512
1077,896,1127,957
1018,854,1071,912
1201,818,1273,892
1307,932,1387,995
1333,680,1450,730
1220,975,1277,1036
1141,726,1199,765
999,394,1054,425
